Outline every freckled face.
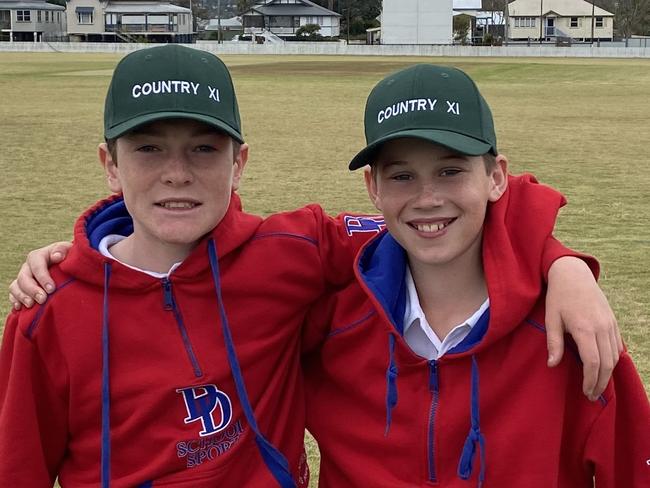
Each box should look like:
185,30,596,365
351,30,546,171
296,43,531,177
100,119,247,258
365,138,507,271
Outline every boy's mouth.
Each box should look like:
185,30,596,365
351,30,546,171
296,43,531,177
410,218,455,233
156,200,201,210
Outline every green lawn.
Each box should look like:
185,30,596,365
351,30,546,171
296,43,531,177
1,53,649,486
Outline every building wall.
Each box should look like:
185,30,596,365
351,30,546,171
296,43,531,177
299,15,338,36
8,6,65,36
382,0,452,45
66,0,104,35
508,0,614,40
509,14,613,40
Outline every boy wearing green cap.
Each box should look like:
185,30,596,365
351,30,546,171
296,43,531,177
1,46,625,488
303,64,650,487
0,44,368,488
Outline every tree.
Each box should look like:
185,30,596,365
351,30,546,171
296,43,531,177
236,0,255,15
453,15,471,45
296,23,322,38
593,0,650,38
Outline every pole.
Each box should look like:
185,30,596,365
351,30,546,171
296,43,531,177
504,0,509,46
539,0,543,43
346,0,350,44
590,0,595,44
217,0,222,43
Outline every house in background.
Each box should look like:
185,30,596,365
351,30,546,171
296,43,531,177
381,0,453,45
453,0,504,44
0,0,66,41
65,0,192,42
205,16,242,40
508,0,614,42
241,0,340,39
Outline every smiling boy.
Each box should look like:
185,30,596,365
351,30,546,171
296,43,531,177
304,64,650,487
1,48,628,488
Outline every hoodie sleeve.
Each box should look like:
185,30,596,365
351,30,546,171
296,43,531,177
502,173,600,281
0,311,68,486
582,352,650,487
307,204,381,289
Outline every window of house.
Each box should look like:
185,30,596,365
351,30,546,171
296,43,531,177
515,17,536,28
37,10,42,22
595,17,603,28
17,10,31,22
45,11,49,22
570,17,578,28
76,8,94,25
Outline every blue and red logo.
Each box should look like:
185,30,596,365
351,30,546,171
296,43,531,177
344,215,385,236
177,384,232,437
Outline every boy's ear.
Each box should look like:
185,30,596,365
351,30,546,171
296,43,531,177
364,166,382,212
488,154,509,202
98,143,123,194
231,143,249,192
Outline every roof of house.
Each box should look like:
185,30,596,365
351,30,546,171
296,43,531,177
508,0,614,17
453,0,482,9
0,0,64,10
206,16,242,29
245,0,340,18
104,1,190,14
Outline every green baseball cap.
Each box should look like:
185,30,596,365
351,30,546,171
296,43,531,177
349,64,497,170
104,45,243,142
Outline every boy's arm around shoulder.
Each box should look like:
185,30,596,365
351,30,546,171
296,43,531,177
503,173,622,400
583,352,650,487
0,306,68,485
294,204,383,289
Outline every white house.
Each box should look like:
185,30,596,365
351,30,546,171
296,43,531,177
65,0,192,42
381,0,453,45
0,0,66,42
508,0,614,42
242,0,340,38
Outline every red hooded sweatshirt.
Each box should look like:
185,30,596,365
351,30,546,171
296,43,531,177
304,174,650,487
0,180,600,487
0,193,370,488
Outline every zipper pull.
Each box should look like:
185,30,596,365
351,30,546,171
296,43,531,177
162,278,174,310
429,360,439,393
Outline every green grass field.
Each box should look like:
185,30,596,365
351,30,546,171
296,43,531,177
0,53,649,486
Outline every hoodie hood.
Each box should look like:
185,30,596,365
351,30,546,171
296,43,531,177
59,192,263,288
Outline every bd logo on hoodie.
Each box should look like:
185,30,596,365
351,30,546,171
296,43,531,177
177,384,232,437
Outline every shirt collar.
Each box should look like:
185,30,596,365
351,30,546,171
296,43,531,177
403,265,490,336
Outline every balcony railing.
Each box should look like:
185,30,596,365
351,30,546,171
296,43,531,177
105,24,178,33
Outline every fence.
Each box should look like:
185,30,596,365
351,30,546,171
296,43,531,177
0,40,648,58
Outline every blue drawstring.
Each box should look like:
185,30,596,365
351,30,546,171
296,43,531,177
207,239,296,488
101,262,112,488
384,333,398,436
457,355,486,487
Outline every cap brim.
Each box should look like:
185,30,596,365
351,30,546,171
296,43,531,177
105,112,244,143
348,129,494,170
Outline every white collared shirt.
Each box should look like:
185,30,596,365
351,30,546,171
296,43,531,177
98,234,182,278
403,266,490,360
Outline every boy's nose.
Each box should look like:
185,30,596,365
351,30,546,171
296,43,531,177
161,155,193,185
413,183,444,208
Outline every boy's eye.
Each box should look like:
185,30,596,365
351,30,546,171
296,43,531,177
195,145,218,153
440,168,462,177
390,173,412,181
136,145,159,153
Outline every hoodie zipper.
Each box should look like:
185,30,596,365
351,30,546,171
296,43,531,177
162,278,203,378
427,359,439,482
